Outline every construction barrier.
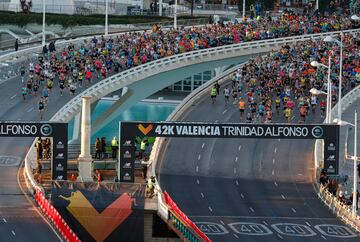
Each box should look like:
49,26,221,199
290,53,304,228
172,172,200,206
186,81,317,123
35,188,80,242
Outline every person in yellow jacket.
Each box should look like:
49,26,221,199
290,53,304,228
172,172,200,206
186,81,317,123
210,85,217,104
111,136,119,159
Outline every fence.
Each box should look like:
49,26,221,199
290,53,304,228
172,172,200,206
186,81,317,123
314,85,360,231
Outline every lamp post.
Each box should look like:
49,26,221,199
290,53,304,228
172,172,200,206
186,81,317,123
315,0,319,10
334,111,358,215
42,0,46,47
242,0,246,20
105,0,109,36
310,56,332,123
324,33,343,121
174,0,177,29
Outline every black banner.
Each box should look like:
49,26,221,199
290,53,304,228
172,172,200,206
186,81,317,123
0,122,68,180
119,122,340,181
51,182,145,242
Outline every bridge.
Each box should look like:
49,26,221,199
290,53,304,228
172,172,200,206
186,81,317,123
0,25,358,241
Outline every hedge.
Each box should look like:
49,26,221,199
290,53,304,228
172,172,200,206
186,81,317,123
0,10,204,28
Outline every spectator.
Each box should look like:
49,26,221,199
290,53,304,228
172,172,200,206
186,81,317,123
111,136,118,159
95,137,101,159
14,39,18,52
101,137,106,159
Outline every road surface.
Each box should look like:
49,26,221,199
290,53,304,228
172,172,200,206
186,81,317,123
158,82,360,242
0,64,106,241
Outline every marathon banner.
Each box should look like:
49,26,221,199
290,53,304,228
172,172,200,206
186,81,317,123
121,122,338,139
120,122,340,178
51,181,145,242
0,121,68,180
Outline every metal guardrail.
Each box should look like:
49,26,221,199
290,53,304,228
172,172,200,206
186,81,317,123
49,29,360,125
314,84,360,231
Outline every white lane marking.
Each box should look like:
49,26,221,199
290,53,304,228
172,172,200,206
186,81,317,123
235,180,239,186
278,139,281,142
196,166,199,172
27,107,34,112
277,234,283,239
220,220,225,225
263,221,268,225
321,235,327,240
291,208,297,213
198,154,201,160
202,143,205,149
238,145,242,151
235,157,238,162
222,109,228,114
306,222,311,226
215,120,218,123
274,147,277,153
240,193,244,199
272,170,275,175
10,94,17,99
234,168,237,174
208,206,213,212
249,207,255,213
274,182,278,187
200,192,204,198
196,179,200,185
3,218,7,223
11,230,15,236
298,173,303,176
273,159,275,164
233,234,239,239
281,194,286,200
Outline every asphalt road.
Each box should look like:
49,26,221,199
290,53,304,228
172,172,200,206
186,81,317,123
157,83,360,242
0,62,105,241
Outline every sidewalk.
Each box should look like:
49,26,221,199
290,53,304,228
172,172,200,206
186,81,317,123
338,97,360,215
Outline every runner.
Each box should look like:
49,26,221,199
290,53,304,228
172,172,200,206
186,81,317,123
223,86,230,105
210,85,217,104
238,98,246,119
21,85,27,100
38,97,45,120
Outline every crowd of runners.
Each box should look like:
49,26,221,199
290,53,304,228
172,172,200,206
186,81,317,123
16,10,358,119
211,32,360,123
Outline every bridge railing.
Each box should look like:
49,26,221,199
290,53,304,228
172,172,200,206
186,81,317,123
315,84,360,231
50,28,360,124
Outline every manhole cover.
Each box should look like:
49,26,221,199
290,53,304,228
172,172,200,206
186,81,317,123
0,156,21,166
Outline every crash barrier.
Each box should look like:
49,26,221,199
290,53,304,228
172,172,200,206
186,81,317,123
164,192,211,242
315,85,360,229
35,188,80,242
318,185,360,232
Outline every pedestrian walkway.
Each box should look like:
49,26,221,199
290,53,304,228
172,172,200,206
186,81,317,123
338,97,360,215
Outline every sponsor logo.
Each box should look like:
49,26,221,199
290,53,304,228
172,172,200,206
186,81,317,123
123,150,131,159
123,140,132,146
56,163,64,171
327,155,335,161
40,124,53,136
311,126,324,138
56,175,64,180
328,143,336,151
123,173,132,181
123,162,132,169
137,124,153,135
56,141,64,149
56,153,64,159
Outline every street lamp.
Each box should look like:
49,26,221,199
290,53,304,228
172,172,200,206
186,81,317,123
42,0,46,46
242,0,246,20
324,33,343,121
311,56,332,123
174,0,177,29
334,111,358,215
105,0,109,36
